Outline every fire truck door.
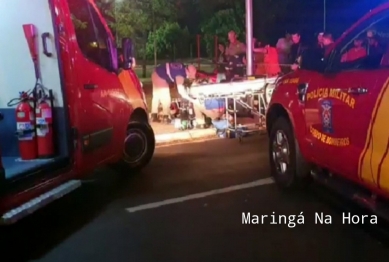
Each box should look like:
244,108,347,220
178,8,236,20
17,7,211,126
304,69,388,185
300,71,333,167
66,0,125,172
335,69,389,191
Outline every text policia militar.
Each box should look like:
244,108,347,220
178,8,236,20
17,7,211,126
242,212,377,228
306,87,356,108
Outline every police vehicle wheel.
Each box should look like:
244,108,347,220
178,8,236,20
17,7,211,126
114,121,155,173
269,117,311,190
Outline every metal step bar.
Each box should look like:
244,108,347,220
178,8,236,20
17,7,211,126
1,180,82,225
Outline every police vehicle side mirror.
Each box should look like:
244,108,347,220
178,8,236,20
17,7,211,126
122,38,134,70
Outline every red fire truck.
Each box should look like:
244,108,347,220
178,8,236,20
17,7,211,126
0,0,155,224
266,3,389,218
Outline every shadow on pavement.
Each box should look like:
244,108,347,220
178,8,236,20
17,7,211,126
0,168,141,261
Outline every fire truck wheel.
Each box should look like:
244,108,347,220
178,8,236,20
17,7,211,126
117,121,155,172
269,117,311,190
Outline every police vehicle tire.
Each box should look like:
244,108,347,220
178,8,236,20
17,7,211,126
114,121,155,173
269,117,311,190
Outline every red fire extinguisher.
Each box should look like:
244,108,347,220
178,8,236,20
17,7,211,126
7,92,37,160
36,94,54,158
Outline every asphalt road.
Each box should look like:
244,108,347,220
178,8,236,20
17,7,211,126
1,135,389,261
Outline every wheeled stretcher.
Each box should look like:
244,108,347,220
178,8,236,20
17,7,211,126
179,76,279,141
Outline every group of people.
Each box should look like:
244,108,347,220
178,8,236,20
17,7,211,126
277,28,385,68
217,30,282,76
149,28,386,125
340,29,384,64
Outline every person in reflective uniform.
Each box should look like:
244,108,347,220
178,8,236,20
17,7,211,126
150,62,197,123
225,31,246,58
225,31,246,77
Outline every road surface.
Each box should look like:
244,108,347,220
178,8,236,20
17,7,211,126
1,135,389,261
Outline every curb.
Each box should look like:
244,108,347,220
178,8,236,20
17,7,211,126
155,128,217,145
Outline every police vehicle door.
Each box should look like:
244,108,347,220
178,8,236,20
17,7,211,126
316,70,385,182
301,68,377,180
300,71,337,171
319,12,389,186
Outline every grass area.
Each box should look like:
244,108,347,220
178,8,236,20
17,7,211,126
134,66,154,82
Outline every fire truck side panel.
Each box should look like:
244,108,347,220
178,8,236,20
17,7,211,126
301,69,389,187
268,2,389,201
59,0,148,174
0,0,70,180
272,72,389,200
358,74,389,192
59,0,119,172
298,7,389,195
0,0,151,222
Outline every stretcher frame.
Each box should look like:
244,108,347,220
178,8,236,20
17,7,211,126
186,76,279,141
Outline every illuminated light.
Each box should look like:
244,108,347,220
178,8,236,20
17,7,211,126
89,42,98,47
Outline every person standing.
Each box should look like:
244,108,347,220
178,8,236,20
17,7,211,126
150,63,197,123
321,32,335,54
252,38,262,74
276,33,292,73
218,44,227,63
253,42,281,76
225,31,246,59
289,31,305,70
317,32,324,48
224,31,246,77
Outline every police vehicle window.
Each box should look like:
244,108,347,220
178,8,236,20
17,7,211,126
339,14,389,69
68,0,112,71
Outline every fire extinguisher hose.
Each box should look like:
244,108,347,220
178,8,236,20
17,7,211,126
7,90,33,107
7,80,47,107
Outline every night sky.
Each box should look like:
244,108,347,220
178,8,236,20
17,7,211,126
253,0,388,44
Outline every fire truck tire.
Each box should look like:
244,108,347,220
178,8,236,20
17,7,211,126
269,117,311,190
115,121,155,173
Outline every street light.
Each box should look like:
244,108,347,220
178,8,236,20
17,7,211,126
245,0,253,76
324,0,326,31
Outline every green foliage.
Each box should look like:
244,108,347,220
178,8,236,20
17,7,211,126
93,0,291,60
71,14,88,29
146,22,190,59
95,0,180,58
200,8,244,56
